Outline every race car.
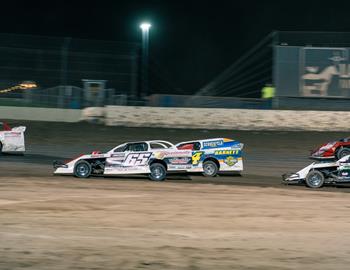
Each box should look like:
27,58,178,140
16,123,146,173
310,137,350,160
283,155,350,188
0,121,26,154
53,138,244,181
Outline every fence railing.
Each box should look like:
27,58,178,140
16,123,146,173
0,86,129,109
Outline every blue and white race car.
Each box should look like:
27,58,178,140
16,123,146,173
53,138,243,181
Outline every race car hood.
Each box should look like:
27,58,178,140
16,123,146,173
285,158,339,181
310,141,337,158
0,125,26,133
11,126,26,132
284,163,315,181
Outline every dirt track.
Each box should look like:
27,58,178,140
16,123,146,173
1,121,350,269
2,177,350,270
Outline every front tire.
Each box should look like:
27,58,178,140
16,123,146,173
74,160,92,178
305,170,325,188
337,148,350,160
202,160,219,177
149,163,167,181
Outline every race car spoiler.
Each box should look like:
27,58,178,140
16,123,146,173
53,160,68,169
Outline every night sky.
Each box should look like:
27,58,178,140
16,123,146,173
2,0,350,94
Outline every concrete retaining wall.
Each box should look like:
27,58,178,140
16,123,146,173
2,105,349,131
0,106,82,122
99,106,349,131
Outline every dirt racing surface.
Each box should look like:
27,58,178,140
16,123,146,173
2,177,350,270
1,121,350,269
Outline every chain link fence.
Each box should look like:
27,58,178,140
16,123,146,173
3,32,350,111
0,33,139,108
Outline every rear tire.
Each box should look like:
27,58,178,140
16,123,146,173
337,148,350,160
74,160,92,178
202,160,219,177
305,170,325,188
149,163,167,181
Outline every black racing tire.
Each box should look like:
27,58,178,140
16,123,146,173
202,160,219,177
149,163,167,181
337,148,350,160
305,170,325,188
0,142,2,155
74,160,92,178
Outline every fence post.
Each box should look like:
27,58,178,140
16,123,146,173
59,37,71,108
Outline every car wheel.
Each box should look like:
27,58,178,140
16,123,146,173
0,142,2,155
337,148,350,160
305,170,325,188
149,163,167,181
74,161,92,178
202,160,218,177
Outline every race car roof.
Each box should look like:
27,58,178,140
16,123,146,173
120,140,175,148
176,138,234,145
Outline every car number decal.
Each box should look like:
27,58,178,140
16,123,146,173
192,151,204,165
124,152,152,166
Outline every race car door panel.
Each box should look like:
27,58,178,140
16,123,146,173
104,142,152,174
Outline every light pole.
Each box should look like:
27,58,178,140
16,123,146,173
140,22,151,98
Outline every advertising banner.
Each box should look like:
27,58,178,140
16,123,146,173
275,46,350,97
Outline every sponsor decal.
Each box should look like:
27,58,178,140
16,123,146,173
105,165,147,171
107,158,124,165
224,156,238,166
202,140,224,148
214,150,240,155
168,157,191,164
154,152,166,159
111,153,125,158
154,151,191,159
192,151,204,165
4,132,21,137
91,154,105,158
168,164,192,170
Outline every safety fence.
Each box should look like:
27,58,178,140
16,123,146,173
0,33,139,109
0,86,128,108
2,32,350,111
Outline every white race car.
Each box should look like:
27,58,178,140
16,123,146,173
53,138,244,181
0,122,26,154
283,155,350,188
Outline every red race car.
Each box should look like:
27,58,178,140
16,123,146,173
310,138,350,160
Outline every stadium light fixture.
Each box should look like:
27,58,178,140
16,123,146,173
140,22,151,31
139,22,152,98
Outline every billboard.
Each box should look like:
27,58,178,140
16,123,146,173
275,46,350,97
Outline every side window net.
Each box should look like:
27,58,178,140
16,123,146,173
150,143,167,149
127,143,148,152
